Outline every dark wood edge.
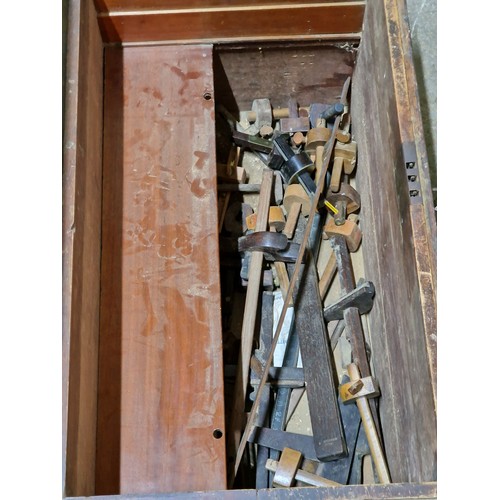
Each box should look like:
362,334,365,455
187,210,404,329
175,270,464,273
113,33,362,47
96,3,365,44
382,0,437,408
66,481,437,499
94,0,363,12
62,0,82,495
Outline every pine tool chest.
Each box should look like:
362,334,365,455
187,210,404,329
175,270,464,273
63,0,437,498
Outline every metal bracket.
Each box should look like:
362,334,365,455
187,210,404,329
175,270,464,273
402,141,422,204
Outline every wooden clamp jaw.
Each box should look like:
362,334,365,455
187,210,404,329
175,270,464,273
266,448,343,488
246,206,286,232
330,140,357,192
340,375,380,404
280,97,310,133
272,448,302,487
326,183,361,226
305,119,332,184
282,184,311,239
323,214,362,252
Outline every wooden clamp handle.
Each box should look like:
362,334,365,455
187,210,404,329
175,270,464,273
227,169,274,468
266,455,342,488
346,363,391,484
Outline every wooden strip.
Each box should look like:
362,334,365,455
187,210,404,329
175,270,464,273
63,0,103,496
293,254,346,460
97,4,365,43
116,33,362,47
66,481,437,499
96,45,226,494
227,169,274,467
319,250,337,300
95,0,363,12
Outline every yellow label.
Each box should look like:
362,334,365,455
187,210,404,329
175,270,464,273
324,200,339,215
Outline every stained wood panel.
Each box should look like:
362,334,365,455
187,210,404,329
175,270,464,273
350,0,436,484
96,44,226,494
214,43,356,112
95,3,365,44
63,0,104,496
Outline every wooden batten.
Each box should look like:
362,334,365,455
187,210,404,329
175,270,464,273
93,1,366,44
63,0,104,496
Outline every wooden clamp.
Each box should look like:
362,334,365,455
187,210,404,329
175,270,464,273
271,448,302,487
245,105,310,123
266,449,342,488
305,118,332,185
339,375,380,403
246,206,286,232
323,213,362,252
280,97,310,133
330,234,383,442
345,363,391,484
335,111,352,143
325,182,361,226
330,140,357,192
282,184,311,239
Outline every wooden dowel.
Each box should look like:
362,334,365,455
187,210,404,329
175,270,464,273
218,183,261,193
228,169,274,466
265,459,342,487
319,250,338,301
347,363,391,484
246,106,310,122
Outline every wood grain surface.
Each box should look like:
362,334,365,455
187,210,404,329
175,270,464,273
214,43,356,114
96,44,226,494
351,0,436,483
67,481,437,499
63,0,103,495
96,3,365,44
94,0,362,12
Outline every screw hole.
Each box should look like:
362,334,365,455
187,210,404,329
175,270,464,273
213,429,223,439
408,175,417,182
203,92,212,101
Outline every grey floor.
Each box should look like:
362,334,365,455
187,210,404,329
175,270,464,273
406,0,437,207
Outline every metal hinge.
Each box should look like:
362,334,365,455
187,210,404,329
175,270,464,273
402,141,422,204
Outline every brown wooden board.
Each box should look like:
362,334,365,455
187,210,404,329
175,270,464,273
350,0,436,484
214,43,356,113
95,44,226,494
96,3,365,44
63,0,104,496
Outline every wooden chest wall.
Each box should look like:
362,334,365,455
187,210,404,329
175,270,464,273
63,0,437,498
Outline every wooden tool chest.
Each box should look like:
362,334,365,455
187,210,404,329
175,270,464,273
63,0,437,498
